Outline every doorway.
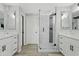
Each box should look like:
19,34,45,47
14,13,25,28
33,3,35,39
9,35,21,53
26,15,39,44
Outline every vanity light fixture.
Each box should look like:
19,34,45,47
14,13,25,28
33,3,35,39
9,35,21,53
62,13,68,19
12,14,15,19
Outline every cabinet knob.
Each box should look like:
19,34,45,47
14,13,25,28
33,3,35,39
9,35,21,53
2,45,6,52
70,45,74,51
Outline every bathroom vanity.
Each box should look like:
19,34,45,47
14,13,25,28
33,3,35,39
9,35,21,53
0,32,17,56
59,33,79,56
59,3,79,56
0,4,18,56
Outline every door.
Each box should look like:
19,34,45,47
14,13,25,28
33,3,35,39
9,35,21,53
39,14,49,49
26,15,39,44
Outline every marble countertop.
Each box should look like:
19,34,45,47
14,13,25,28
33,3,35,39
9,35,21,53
59,32,79,40
0,32,17,39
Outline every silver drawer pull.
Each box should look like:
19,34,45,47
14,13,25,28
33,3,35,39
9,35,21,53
60,48,63,51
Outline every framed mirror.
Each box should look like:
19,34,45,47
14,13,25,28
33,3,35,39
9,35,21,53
0,11,4,30
61,9,72,30
72,7,79,30
6,11,16,30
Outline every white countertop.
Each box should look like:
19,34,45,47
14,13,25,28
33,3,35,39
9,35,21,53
59,32,79,40
0,32,17,39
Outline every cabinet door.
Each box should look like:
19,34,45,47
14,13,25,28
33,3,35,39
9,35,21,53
10,36,17,55
69,39,79,56
1,43,7,56
59,36,70,56
59,36,65,54
0,39,8,56
1,38,11,56
59,36,73,56
59,36,79,56
4,43,11,56
0,36,17,56
0,40,4,56
64,37,72,56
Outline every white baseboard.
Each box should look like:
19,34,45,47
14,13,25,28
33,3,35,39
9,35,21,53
38,48,59,52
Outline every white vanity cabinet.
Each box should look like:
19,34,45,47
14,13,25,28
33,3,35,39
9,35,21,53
59,35,79,56
0,35,17,56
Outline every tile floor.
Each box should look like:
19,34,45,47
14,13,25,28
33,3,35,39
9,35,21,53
14,44,63,56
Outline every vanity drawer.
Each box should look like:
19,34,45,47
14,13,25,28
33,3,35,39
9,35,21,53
0,39,4,46
71,39,79,47
0,35,17,56
69,39,79,55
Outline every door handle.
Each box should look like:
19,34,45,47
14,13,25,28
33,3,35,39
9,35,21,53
43,27,44,32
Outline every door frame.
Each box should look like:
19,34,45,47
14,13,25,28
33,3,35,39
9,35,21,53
21,14,26,46
24,15,26,45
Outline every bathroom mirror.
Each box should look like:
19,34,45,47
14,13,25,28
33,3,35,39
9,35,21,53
6,11,16,30
0,11,4,30
61,10,72,30
72,8,79,30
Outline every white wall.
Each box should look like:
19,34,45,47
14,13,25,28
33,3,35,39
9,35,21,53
25,14,39,44
19,7,26,47
20,3,73,14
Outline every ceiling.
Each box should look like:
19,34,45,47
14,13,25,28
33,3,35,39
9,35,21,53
3,3,73,14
